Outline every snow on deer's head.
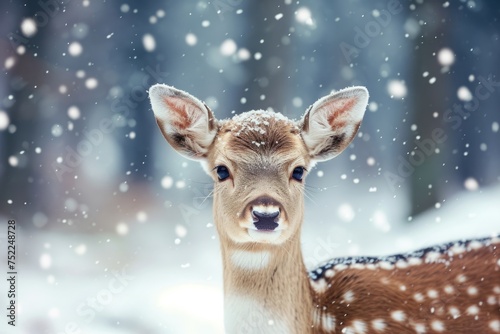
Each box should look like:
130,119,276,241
149,84,368,247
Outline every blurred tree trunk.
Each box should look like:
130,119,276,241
0,2,44,222
243,2,292,112
409,3,450,217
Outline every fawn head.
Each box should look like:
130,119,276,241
149,85,368,247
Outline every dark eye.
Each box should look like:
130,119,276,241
216,166,230,181
292,167,305,181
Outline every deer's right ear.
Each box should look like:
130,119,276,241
148,84,217,160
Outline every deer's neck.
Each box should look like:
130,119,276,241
220,234,314,334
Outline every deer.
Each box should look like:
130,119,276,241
148,83,500,334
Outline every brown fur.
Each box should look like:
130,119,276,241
312,242,500,333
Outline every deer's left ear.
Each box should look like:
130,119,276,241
299,86,369,162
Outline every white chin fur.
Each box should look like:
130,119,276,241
248,229,282,243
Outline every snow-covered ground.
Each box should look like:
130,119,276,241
2,184,498,334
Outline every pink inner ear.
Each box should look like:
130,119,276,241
326,98,356,129
163,96,200,130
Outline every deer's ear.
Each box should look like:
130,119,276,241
300,86,368,162
149,84,217,160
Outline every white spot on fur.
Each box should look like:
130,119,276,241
391,310,406,322
414,293,425,302
399,285,407,291
311,279,328,294
414,323,426,333
494,286,500,294
396,260,409,269
456,274,467,283
325,269,335,278
449,244,466,254
351,263,366,270
372,319,386,331
341,321,366,334
425,251,442,261
467,286,478,296
427,289,438,299
487,295,497,305
352,320,367,334
230,250,270,270
379,261,394,270
431,320,445,332
343,290,355,303
466,305,479,315
490,320,500,332
408,257,423,266
449,306,460,319
313,308,321,327
322,314,336,332
468,240,483,250
444,285,455,294
335,264,348,271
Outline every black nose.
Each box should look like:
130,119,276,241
252,211,279,231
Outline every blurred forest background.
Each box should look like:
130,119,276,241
0,0,499,333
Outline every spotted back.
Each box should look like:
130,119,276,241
309,236,500,333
